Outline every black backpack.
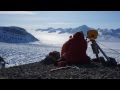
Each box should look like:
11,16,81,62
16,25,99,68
105,57,117,67
92,57,117,67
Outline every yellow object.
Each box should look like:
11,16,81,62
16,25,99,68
87,30,98,40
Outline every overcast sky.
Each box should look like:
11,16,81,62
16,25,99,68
0,11,120,30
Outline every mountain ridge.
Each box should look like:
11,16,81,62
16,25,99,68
0,26,39,43
36,25,120,41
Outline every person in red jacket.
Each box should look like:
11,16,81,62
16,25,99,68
58,32,90,67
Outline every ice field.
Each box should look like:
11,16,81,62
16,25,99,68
0,41,120,68
0,42,61,67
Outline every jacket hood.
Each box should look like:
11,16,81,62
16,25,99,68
73,32,84,39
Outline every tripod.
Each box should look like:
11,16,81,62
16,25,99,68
90,40,110,61
86,30,117,66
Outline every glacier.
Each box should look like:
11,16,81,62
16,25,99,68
0,41,120,68
0,42,61,68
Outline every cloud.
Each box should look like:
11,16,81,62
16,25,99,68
0,11,36,15
48,22,72,25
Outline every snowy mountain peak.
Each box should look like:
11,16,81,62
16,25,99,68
0,26,39,43
36,25,92,34
75,25,91,30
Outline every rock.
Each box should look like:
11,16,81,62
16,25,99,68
49,51,60,60
41,51,60,65
41,56,56,65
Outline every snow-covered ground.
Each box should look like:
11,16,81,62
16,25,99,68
0,41,120,68
0,42,61,68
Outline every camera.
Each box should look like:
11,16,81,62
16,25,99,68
87,30,98,40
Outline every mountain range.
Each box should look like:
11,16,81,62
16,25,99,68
36,25,120,42
0,25,120,44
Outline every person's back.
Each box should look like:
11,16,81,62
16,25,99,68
61,32,90,64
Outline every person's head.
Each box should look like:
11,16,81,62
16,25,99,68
73,31,84,39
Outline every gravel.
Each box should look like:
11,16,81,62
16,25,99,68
0,61,120,79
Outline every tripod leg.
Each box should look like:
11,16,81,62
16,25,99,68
96,53,99,60
91,41,99,60
95,43,110,61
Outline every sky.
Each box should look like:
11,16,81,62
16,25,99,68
0,11,120,30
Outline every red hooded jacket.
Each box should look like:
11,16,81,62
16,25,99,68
61,32,89,64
